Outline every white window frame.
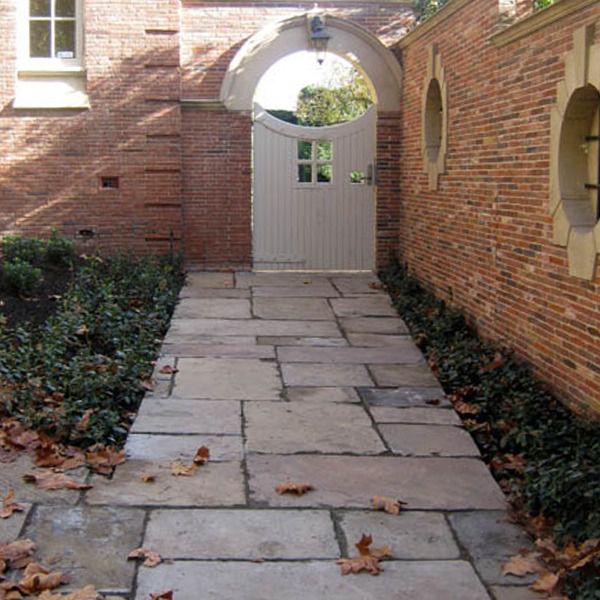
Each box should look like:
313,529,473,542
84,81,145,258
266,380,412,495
296,139,334,186
17,0,84,72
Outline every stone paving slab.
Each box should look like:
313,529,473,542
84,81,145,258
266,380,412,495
245,402,385,454
168,318,342,338
253,297,334,320
370,406,461,425
281,363,373,387
257,336,348,347
0,502,31,541
370,364,442,387
160,343,275,359
286,387,360,403
163,335,257,347
347,333,413,347
135,560,490,600
360,387,450,407
186,272,234,288
248,455,506,510
331,296,396,317
173,298,251,319
252,284,339,297
491,586,540,600
125,434,243,462
278,345,424,364
379,424,480,456
144,509,339,559
131,399,241,435
237,272,334,288
23,506,145,594
180,288,250,299
87,460,246,507
173,358,281,400
339,511,460,559
340,317,409,334
332,276,382,295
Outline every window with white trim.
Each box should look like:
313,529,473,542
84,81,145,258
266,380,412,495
296,140,333,184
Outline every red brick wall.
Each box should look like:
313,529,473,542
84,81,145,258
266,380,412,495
396,1,600,414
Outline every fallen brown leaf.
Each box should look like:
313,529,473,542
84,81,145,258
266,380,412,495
0,559,6,573
368,282,384,290
58,453,86,472
127,547,162,568
140,473,156,483
480,351,505,373
372,495,406,515
193,446,210,465
336,534,392,577
75,409,94,432
501,552,541,577
453,400,479,415
530,571,560,594
0,540,35,568
140,378,155,391
275,482,314,496
23,472,92,491
18,562,65,594
170,461,197,477
158,365,178,375
149,592,173,600
0,490,25,519
85,445,126,475
37,584,102,599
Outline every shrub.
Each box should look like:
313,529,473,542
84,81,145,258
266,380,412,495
2,259,43,296
46,229,75,266
2,235,46,264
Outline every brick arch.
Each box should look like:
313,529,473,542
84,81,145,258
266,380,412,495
219,14,403,112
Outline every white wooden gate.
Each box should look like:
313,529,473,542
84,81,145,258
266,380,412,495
253,104,376,271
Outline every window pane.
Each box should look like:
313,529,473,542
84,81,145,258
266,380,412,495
30,20,51,57
317,164,332,183
55,0,76,17
298,164,312,183
317,141,332,161
30,0,50,17
297,141,312,160
55,20,76,57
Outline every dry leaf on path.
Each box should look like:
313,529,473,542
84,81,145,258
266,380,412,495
336,534,392,577
170,461,197,477
37,585,103,599
158,365,178,375
23,472,92,491
85,445,126,475
372,495,406,515
140,473,156,483
127,547,162,568
501,553,541,577
18,562,66,594
0,559,6,573
0,490,25,519
149,592,173,600
0,540,36,567
193,446,210,465
275,482,314,496
530,571,560,594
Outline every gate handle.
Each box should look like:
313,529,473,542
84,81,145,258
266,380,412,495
362,163,377,186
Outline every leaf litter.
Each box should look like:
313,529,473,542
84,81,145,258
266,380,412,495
336,534,392,576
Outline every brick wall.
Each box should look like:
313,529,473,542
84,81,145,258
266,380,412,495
396,0,600,414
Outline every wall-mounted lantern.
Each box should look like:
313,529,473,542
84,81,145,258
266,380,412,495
307,13,330,65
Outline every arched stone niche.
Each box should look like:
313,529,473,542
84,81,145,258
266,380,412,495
421,44,448,191
550,24,600,280
220,15,403,112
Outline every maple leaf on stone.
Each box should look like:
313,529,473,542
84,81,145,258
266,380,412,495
530,571,560,594
501,552,541,577
37,584,103,599
149,592,173,600
23,472,92,491
0,540,36,569
0,489,25,520
336,534,392,577
371,495,407,515
170,461,197,477
193,446,210,465
127,548,162,568
140,473,156,483
18,562,67,594
85,445,126,475
158,365,178,375
275,482,314,496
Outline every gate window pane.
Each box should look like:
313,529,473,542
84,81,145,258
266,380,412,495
30,20,51,57
317,164,332,183
317,141,332,161
350,170,364,184
298,164,312,183
297,141,312,160
55,19,75,56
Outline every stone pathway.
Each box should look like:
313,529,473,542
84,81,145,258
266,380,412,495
0,272,539,599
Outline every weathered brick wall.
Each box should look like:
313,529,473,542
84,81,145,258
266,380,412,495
396,0,600,413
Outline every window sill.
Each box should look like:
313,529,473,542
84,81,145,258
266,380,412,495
14,71,90,110
17,66,86,78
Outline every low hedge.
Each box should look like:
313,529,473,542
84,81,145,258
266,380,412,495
380,261,600,599
0,254,184,448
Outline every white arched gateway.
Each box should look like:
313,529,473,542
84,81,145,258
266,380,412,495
220,15,403,271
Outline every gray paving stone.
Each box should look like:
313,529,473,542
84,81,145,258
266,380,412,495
173,298,251,319
331,296,396,317
24,506,145,594
180,288,250,299
252,284,339,297
131,399,241,434
87,460,245,507
125,434,243,462
360,387,450,407
144,509,338,559
257,336,348,347
0,501,31,542
135,560,490,600
186,272,234,288
347,333,413,347
160,343,275,359
332,276,382,295
281,363,373,387
278,345,424,364
370,406,461,425
370,364,442,387
245,402,385,454
449,511,536,586
340,317,409,334
253,297,334,320
168,318,342,338
248,455,506,510
173,358,281,400
163,335,257,346
339,511,460,559
237,272,334,288
286,387,360,403
491,586,540,600
380,424,480,457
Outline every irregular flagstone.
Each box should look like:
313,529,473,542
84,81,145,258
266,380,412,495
332,276,382,295
330,296,396,317
236,272,333,288
248,455,506,510
281,363,373,387
186,272,234,289
369,364,442,387
125,434,243,462
159,343,275,359
490,586,540,600
23,506,145,594
164,335,257,346
340,317,409,334
135,560,490,600
168,318,342,337
144,509,339,560
86,460,246,507
180,288,250,299
257,336,348,347
339,511,460,559
252,284,339,297
173,298,251,319
360,387,450,407
347,333,413,347
130,399,241,435
370,406,461,425
286,387,360,403
277,345,424,364
245,402,385,454
253,297,334,320
448,512,536,586
0,501,31,541
380,424,480,457
173,358,281,400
